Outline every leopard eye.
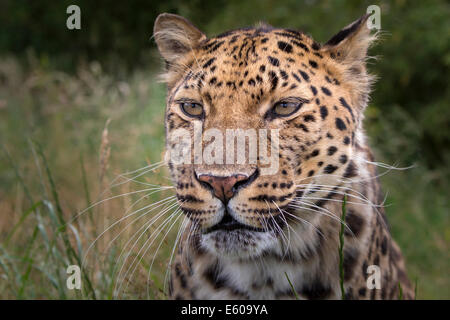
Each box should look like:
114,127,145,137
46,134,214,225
272,100,303,117
179,102,204,118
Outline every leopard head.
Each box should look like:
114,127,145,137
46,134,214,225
154,13,376,259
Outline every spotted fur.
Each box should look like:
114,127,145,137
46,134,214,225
154,13,414,300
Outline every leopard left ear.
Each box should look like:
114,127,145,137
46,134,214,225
321,14,378,109
153,13,207,87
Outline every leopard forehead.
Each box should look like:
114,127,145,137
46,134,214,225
168,26,346,114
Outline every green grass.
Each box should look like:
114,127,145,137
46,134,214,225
0,57,175,299
284,272,299,300
0,56,448,299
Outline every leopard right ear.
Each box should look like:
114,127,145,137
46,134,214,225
320,14,378,111
153,13,206,68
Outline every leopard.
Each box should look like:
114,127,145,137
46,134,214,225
152,12,414,300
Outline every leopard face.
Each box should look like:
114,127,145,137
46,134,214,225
155,14,375,260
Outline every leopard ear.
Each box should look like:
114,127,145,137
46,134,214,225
321,14,378,110
153,13,206,67
322,14,375,63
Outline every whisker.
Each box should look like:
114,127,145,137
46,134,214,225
271,201,291,257
71,185,173,224
281,208,325,239
297,183,382,208
122,208,183,296
113,201,180,297
161,215,189,297
82,196,177,267
287,202,353,236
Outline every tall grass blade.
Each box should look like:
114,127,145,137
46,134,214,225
284,272,299,300
34,141,97,299
4,201,43,246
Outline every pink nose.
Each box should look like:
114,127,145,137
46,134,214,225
197,174,249,203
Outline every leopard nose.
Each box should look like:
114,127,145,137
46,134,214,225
197,174,250,204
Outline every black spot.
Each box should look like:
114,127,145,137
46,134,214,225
314,52,323,59
268,71,278,91
323,164,338,174
344,161,357,178
344,209,365,237
301,278,331,300
310,85,317,95
319,106,328,120
358,287,366,297
280,70,288,80
373,254,380,266
339,154,348,164
226,81,236,90
292,40,309,52
268,56,280,67
304,115,315,122
310,149,319,157
179,274,187,289
309,60,318,69
275,30,302,41
343,136,350,145
292,72,302,83
299,70,310,82
259,65,266,73
277,41,293,53
335,118,347,130
321,87,332,96
308,170,315,177
204,261,227,289
343,249,359,281
209,77,217,85
339,97,355,122
209,40,225,53
381,236,388,255
202,57,216,69
327,146,337,156
296,123,309,132
311,42,321,50
248,79,256,86
344,287,354,300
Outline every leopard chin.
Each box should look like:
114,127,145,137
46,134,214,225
196,206,276,259
200,228,278,260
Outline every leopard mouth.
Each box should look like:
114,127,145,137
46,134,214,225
204,210,265,234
